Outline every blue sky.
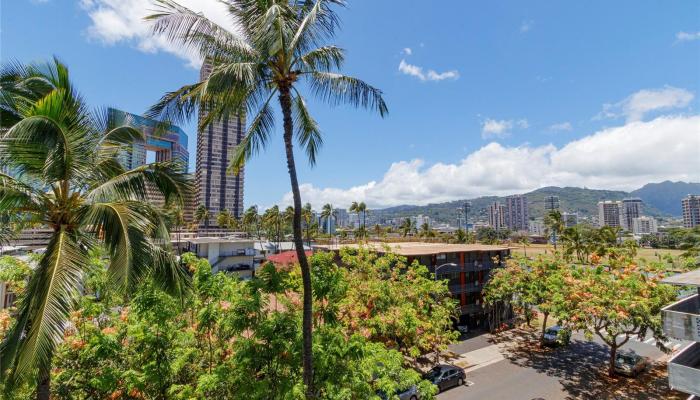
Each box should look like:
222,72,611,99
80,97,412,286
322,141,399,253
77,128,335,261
3,0,700,209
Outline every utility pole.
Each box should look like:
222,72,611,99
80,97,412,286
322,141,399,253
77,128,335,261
545,196,560,249
464,201,471,234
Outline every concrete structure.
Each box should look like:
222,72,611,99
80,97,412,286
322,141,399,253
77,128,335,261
682,195,700,228
632,216,658,235
488,202,506,230
315,242,510,329
528,220,546,236
597,201,621,228
196,61,245,224
109,108,189,171
562,212,578,227
184,237,255,278
412,215,430,228
661,269,700,398
619,198,643,231
504,195,529,232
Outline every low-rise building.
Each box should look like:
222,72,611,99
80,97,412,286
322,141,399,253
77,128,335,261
315,242,511,330
562,212,578,227
184,237,256,278
528,220,546,236
661,270,700,398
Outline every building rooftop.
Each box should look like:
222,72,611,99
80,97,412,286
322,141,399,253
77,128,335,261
662,269,700,287
186,237,254,245
314,242,510,256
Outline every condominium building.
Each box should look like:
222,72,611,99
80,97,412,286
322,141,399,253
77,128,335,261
598,201,621,228
682,195,700,228
488,202,506,230
661,270,700,398
562,212,578,227
196,61,246,224
528,220,546,236
316,242,511,329
632,216,658,235
504,195,529,231
619,198,643,231
109,108,189,171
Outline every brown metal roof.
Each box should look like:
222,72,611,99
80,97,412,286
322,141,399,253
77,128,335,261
314,242,510,256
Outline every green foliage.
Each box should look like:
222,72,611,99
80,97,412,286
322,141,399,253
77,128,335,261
0,256,32,296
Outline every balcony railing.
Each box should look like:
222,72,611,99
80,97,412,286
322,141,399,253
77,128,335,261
662,294,700,342
448,282,486,294
668,342,700,397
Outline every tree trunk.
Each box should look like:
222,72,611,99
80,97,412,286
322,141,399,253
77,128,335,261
279,86,314,397
36,371,50,400
609,345,617,377
540,312,549,345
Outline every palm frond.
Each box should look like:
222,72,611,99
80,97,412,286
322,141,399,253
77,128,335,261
228,92,276,175
308,72,388,117
295,45,344,72
0,173,44,214
0,228,87,384
292,93,322,166
146,81,206,127
289,0,344,54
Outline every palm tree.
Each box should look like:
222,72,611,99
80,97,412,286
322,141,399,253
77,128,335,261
0,59,189,399
419,222,434,238
358,201,367,229
544,210,565,251
518,236,531,258
146,1,387,392
320,203,334,234
163,202,185,254
349,201,361,230
194,204,210,230
263,205,283,253
400,218,415,237
301,202,315,247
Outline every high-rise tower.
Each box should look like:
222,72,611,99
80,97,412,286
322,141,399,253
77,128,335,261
196,62,246,225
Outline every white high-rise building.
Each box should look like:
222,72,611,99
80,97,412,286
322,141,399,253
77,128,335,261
598,201,621,228
528,220,546,235
619,198,643,231
504,195,529,231
632,216,658,235
562,212,578,227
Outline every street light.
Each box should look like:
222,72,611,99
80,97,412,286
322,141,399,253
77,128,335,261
434,262,458,280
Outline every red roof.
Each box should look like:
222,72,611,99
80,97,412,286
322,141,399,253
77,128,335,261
266,250,313,267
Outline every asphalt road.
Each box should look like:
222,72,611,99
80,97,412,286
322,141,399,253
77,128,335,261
437,329,685,400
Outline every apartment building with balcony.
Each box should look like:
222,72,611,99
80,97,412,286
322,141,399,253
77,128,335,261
661,269,700,398
315,242,511,329
682,195,700,228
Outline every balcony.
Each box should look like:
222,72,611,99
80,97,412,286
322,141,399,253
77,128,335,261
460,304,483,315
448,282,485,294
662,294,700,342
668,342,700,397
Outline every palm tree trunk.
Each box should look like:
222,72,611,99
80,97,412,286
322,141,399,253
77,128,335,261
279,86,314,397
37,369,50,400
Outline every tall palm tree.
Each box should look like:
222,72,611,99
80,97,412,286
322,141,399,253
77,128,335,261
263,205,283,253
0,59,189,399
216,208,233,229
301,202,315,247
544,210,565,251
194,204,210,230
400,218,415,238
146,2,386,392
358,201,367,229
349,201,360,230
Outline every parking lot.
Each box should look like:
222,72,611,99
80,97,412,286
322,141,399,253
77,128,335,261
435,327,686,400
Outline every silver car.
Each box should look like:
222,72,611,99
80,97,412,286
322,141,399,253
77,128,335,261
614,351,649,377
377,385,419,400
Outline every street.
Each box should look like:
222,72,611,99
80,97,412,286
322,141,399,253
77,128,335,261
436,328,686,400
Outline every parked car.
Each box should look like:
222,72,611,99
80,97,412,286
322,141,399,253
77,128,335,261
541,325,571,347
614,351,649,377
422,364,465,393
376,385,419,400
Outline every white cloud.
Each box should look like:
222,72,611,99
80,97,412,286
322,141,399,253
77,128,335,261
402,47,412,55
281,115,700,209
398,59,459,82
676,31,700,42
598,86,694,122
79,0,236,68
549,122,572,131
520,20,534,33
481,118,528,139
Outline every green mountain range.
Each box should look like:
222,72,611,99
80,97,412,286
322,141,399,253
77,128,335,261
371,181,700,225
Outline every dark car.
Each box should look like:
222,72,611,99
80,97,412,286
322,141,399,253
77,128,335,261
422,364,465,393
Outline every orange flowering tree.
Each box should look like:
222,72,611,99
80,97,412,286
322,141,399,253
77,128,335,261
563,265,676,376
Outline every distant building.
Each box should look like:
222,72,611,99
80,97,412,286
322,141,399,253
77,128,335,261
504,195,529,231
619,198,643,231
488,202,506,230
562,212,578,227
632,216,658,235
196,61,245,225
412,215,430,228
528,220,546,236
544,195,560,211
682,195,700,228
598,201,621,228
109,108,189,172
